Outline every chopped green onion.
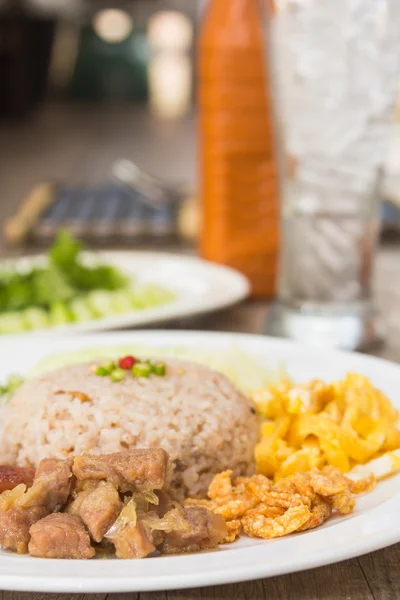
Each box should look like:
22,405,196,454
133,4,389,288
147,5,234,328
95,366,109,376
111,368,126,382
132,363,151,378
151,362,166,376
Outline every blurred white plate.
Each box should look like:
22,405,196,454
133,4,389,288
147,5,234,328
2,252,250,335
0,330,400,593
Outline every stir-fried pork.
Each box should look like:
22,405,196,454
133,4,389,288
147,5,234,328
29,513,95,559
0,449,227,559
72,449,168,493
154,489,178,517
0,466,35,493
0,507,47,554
161,507,227,554
66,479,99,515
64,479,100,516
18,459,73,512
105,497,165,559
74,481,122,543
110,519,161,559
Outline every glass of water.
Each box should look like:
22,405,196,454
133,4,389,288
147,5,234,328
265,0,400,350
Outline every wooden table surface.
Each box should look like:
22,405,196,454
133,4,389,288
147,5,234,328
1,103,400,600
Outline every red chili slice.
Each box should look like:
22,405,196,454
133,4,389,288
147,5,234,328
118,355,136,370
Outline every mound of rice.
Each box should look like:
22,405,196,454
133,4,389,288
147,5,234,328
0,358,258,497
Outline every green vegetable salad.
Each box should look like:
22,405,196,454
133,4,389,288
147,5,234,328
0,230,175,334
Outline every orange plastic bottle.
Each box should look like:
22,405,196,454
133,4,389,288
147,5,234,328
198,0,279,298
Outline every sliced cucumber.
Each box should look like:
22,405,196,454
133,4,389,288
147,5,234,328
129,285,176,309
69,298,96,323
0,311,27,334
110,290,133,314
49,301,73,326
86,291,115,317
23,307,50,330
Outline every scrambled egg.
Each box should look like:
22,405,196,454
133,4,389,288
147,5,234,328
252,374,400,480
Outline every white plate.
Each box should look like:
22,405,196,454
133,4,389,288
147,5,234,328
0,330,400,593
1,252,250,335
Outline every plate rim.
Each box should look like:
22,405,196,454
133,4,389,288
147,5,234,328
1,327,399,370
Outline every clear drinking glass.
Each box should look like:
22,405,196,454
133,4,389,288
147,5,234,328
264,0,400,350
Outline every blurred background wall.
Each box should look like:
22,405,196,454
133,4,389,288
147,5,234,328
0,0,198,119
0,0,203,248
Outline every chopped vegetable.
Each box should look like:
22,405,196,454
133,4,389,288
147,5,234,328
109,291,134,314
132,363,151,378
0,276,34,311
94,356,166,381
151,362,166,376
68,298,95,323
49,301,73,326
118,355,136,370
111,368,126,383
95,361,117,377
67,263,128,292
23,307,50,330
129,285,176,309
95,366,109,377
142,508,191,533
32,267,75,306
49,228,81,271
86,291,115,317
0,312,27,334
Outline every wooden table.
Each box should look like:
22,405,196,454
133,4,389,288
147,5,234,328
1,103,400,600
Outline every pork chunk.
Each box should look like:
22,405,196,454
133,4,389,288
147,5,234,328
104,498,164,559
76,481,122,543
18,458,73,512
73,449,168,493
161,507,227,554
0,466,35,493
109,519,161,559
28,513,95,559
65,480,99,515
0,507,48,554
154,489,178,517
